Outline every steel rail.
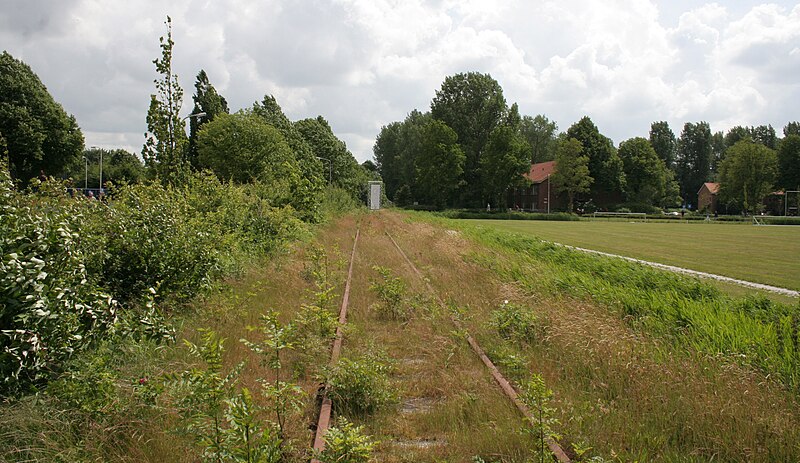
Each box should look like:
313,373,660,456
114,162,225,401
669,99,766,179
310,228,360,462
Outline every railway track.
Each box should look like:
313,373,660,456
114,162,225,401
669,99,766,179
310,224,571,462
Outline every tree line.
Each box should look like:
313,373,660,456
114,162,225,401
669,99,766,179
0,17,375,216
374,72,800,214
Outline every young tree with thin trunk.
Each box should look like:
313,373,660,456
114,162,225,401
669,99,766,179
142,16,188,184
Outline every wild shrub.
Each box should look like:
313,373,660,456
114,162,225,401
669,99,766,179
164,330,246,461
370,266,409,320
223,387,282,463
303,245,338,311
490,301,545,344
241,311,305,441
322,351,396,416
0,167,117,394
313,417,376,463
164,329,284,463
486,343,528,382
89,180,233,305
320,185,361,220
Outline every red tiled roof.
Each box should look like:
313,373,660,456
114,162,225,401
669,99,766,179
699,182,720,195
525,160,556,184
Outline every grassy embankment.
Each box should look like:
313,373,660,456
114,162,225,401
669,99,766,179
467,218,800,292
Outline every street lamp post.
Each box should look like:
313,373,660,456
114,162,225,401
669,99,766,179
84,155,88,189
316,156,332,184
183,112,206,121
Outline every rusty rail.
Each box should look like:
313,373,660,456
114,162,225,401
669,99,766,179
310,228,360,462
385,231,571,463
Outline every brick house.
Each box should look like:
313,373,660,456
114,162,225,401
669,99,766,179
507,161,564,212
697,182,719,213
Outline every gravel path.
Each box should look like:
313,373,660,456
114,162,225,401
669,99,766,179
560,244,800,298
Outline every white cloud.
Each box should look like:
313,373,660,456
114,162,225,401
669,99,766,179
1,0,799,161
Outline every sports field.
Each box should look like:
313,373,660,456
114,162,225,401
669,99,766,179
467,219,800,291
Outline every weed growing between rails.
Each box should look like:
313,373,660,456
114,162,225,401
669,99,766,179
313,418,377,463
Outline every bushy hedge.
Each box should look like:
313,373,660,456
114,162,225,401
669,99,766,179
0,164,308,394
435,210,580,221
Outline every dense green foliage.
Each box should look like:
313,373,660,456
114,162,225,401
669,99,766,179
676,122,712,205
188,69,229,170
480,124,531,207
618,137,678,207
718,140,778,214
0,51,84,184
197,112,295,184
550,137,592,212
648,121,676,170
520,115,558,164
0,164,117,392
565,117,625,196
313,418,376,463
430,72,507,206
0,159,308,394
778,134,800,191
295,116,372,201
414,119,465,208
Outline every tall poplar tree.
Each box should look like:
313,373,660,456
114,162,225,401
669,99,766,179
648,121,676,170
142,16,188,184
676,121,712,206
188,69,228,169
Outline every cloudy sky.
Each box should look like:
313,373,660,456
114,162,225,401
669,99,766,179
2,1,799,162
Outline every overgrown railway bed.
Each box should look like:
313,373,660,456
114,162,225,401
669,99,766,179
306,210,800,462
311,220,570,462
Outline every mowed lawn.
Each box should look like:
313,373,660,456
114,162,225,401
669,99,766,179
467,219,800,291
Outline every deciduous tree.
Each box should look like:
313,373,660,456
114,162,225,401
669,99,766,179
295,116,368,200
551,137,592,213
0,51,83,184
566,117,625,196
718,140,777,214
431,72,506,206
648,121,676,170
479,125,530,208
777,135,800,191
784,122,800,137
415,120,465,208
520,115,558,164
197,112,296,191
63,148,145,187
676,121,712,206
142,16,188,184
618,137,673,206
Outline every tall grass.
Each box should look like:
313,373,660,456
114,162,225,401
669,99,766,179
460,224,800,392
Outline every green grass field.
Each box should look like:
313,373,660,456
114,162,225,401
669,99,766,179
467,219,800,292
